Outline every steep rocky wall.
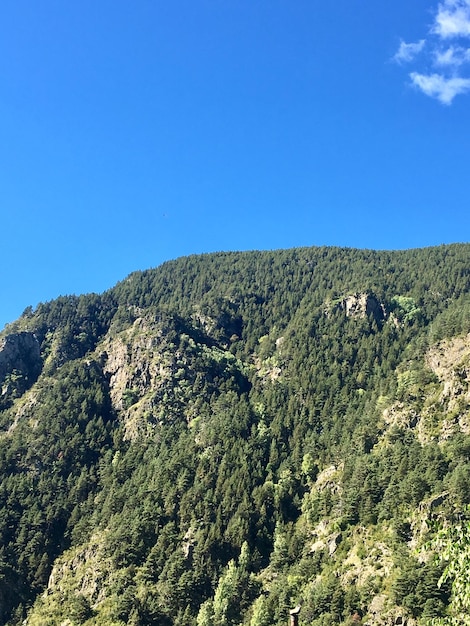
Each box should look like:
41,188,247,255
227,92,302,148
326,292,387,324
0,332,42,400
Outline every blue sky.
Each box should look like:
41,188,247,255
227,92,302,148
1,0,470,329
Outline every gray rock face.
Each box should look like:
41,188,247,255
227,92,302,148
343,293,386,323
0,332,42,399
326,292,387,324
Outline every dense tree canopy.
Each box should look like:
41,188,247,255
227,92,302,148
1,244,470,625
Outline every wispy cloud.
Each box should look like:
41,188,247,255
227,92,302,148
410,71,470,103
394,0,470,103
434,44,470,66
394,40,426,63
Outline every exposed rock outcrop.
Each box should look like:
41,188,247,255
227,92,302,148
365,595,416,626
426,332,470,439
344,293,384,320
326,293,386,324
0,332,42,401
99,313,249,439
100,316,180,438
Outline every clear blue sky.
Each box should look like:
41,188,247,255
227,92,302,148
1,0,470,329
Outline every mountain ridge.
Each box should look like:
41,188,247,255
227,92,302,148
1,243,470,626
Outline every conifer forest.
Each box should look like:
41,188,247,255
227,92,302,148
1,244,470,626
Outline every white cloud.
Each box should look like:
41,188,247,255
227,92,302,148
434,45,470,65
433,0,470,38
393,39,426,63
410,71,470,103
394,1,470,103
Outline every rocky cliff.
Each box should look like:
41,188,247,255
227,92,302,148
0,332,42,406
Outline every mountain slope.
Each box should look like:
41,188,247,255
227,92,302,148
1,244,470,626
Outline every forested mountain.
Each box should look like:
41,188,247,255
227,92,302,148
1,244,470,626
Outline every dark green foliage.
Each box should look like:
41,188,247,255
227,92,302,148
428,294,470,343
0,359,115,623
0,243,469,624
393,558,449,618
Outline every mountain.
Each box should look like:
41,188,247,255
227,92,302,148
1,244,470,626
